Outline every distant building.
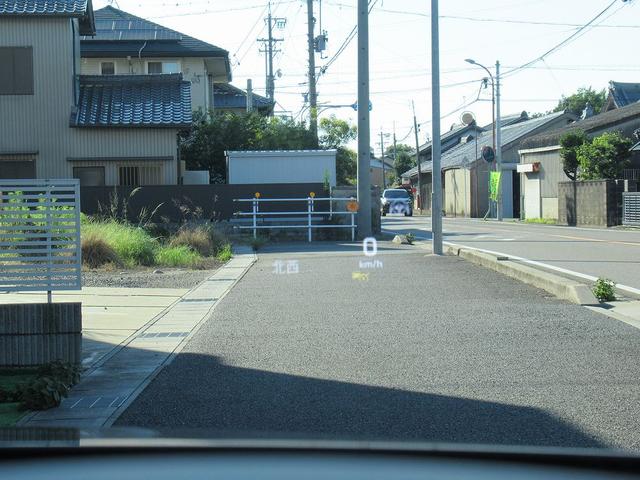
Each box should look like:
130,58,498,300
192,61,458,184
603,81,640,111
518,101,640,220
401,111,572,218
370,156,395,189
80,6,270,114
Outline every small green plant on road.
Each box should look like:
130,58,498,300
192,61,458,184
592,278,616,302
405,233,416,244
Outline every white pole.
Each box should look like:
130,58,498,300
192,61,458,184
356,0,372,238
430,0,443,254
496,60,503,221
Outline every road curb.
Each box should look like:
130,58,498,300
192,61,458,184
445,244,600,305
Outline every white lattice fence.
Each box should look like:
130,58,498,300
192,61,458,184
0,179,81,294
623,192,640,226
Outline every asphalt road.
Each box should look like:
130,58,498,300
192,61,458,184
117,243,640,451
383,215,640,296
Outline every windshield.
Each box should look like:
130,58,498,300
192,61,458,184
383,190,409,199
1,0,640,459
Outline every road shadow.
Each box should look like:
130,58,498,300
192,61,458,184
115,352,604,448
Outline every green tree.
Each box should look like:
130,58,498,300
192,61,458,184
319,114,356,148
577,132,632,180
319,115,358,185
559,130,587,181
181,110,316,183
553,87,606,117
384,144,416,181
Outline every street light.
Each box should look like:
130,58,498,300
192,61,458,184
464,58,502,221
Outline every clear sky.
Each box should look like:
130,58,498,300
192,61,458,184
94,0,639,148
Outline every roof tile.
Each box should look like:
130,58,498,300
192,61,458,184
0,0,88,15
73,74,192,128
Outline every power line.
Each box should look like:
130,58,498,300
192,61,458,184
316,0,380,82
232,3,269,65
503,0,625,78
324,1,640,28
147,0,299,18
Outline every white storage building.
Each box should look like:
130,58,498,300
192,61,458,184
226,150,337,186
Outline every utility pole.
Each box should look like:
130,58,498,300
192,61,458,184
412,101,423,215
257,1,284,106
307,0,318,142
393,122,398,186
495,60,503,221
379,129,386,189
430,0,443,255
246,79,253,113
356,0,371,238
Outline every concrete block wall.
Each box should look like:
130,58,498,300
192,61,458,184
0,303,82,366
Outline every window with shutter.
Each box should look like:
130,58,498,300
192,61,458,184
0,47,33,95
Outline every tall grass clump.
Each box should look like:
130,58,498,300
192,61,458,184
81,232,120,269
82,220,158,267
155,245,202,268
170,226,213,256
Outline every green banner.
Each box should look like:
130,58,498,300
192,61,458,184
489,171,502,202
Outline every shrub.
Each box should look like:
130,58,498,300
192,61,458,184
170,226,214,256
82,232,120,268
16,376,68,410
37,361,82,387
82,221,158,267
216,243,232,262
592,278,616,302
155,245,202,267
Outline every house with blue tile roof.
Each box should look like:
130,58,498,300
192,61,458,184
604,81,640,112
80,5,272,115
0,0,192,185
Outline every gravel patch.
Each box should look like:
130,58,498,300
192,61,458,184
82,265,220,289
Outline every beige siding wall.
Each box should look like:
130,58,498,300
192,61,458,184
444,168,471,217
81,56,208,112
519,148,563,219
0,18,179,184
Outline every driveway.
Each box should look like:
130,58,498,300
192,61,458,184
116,242,640,451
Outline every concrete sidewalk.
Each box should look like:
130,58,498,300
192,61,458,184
17,248,256,429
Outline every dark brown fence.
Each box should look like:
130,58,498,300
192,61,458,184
80,183,327,222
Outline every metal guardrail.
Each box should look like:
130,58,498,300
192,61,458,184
622,192,640,226
0,179,82,300
233,197,356,242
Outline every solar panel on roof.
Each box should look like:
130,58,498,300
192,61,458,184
88,18,181,41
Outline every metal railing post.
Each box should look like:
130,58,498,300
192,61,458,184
252,199,257,239
45,184,52,304
308,197,312,242
351,212,355,241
